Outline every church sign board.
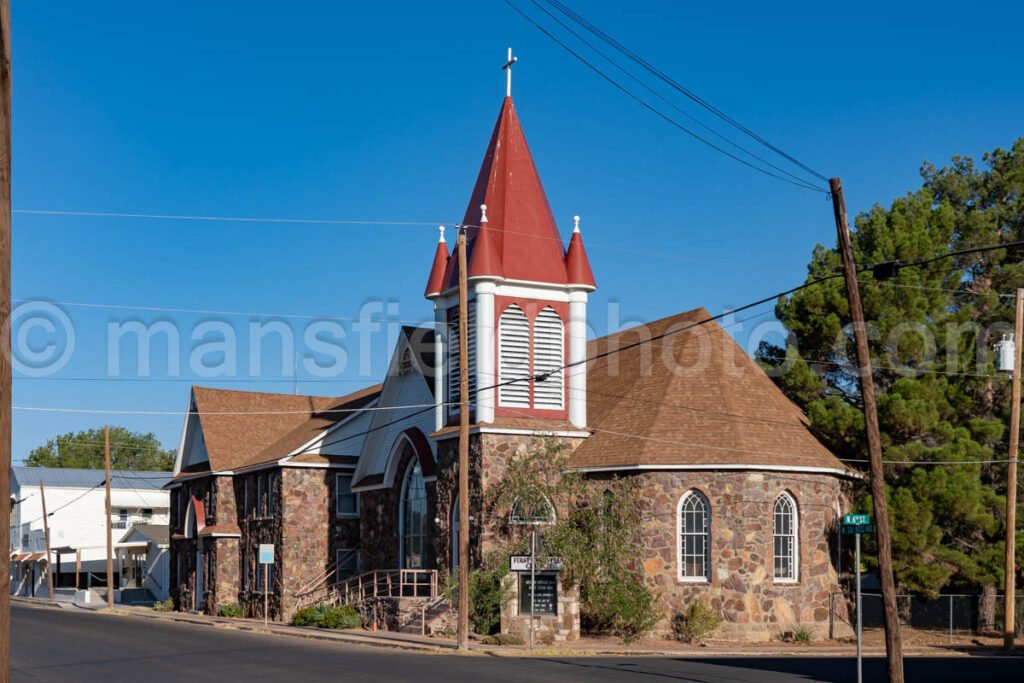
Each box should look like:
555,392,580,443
519,573,558,615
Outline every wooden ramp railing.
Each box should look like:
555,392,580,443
295,568,439,610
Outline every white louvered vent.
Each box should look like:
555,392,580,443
533,307,564,410
448,304,477,411
498,304,531,407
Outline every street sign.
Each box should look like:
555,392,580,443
843,513,872,526
841,523,876,535
259,544,274,565
510,555,562,572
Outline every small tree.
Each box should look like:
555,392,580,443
25,427,175,471
487,437,660,643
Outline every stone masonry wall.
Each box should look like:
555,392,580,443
624,469,853,641
280,468,328,617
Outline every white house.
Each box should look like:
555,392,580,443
9,466,171,599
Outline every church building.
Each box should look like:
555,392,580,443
168,77,856,641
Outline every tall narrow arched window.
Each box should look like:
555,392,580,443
677,491,710,582
773,493,798,582
400,459,427,569
533,307,564,410
498,304,531,407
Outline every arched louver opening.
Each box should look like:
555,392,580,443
448,304,477,411
498,304,531,407
532,307,564,410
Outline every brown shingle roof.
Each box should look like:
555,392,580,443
190,384,381,473
570,308,849,473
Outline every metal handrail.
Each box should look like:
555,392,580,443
295,568,439,610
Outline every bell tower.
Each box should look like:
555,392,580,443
424,76,595,430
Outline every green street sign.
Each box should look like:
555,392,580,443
841,523,876,535
843,513,872,526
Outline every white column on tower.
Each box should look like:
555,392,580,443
434,302,447,432
474,280,496,424
568,288,589,428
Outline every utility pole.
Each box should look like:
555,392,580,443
456,227,470,651
104,425,114,608
830,177,904,683
0,1,12,678
39,481,54,599
1004,288,1022,650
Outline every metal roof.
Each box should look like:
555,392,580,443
10,466,170,491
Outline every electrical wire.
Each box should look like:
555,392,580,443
504,0,827,194
538,0,830,184
521,0,824,190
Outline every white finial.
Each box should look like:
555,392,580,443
480,204,489,224
502,47,518,98
437,225,446,243
573,215,581,233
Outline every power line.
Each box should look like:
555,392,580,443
504,0,827,194
12,209,446,227
520,0,824,190
11,400,430,417
538,0,830,184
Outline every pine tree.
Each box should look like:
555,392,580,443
761,139,1024,600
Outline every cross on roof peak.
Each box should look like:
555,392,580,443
502,47,518,98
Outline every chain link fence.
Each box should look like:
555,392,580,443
831,592,1024,638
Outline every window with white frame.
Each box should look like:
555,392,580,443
773,493,798,582
335,474,359,516
677,491,710,581
532,307,564,410
498,304,531,407
336,548,360,579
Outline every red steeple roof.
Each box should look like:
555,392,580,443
424,227,450,298
440,97,569,291
565,217,596,289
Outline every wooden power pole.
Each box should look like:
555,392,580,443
0,0,12,678
39,481,54,599
1005,288,1022,650
104,425,114,608
456,227,470,650
831,177,904,683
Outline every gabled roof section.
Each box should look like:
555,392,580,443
395,326,437,395
187,384,381,475
441,97,568,290
570,309,849,473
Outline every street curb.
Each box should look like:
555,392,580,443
98,606,456,654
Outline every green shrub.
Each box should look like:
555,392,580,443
218,603,244,618
793,626,813,643
672,601,722,643
470,566,508,635
582,569,660,643
291,604,361,629
151,597,175,612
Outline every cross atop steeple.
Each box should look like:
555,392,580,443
502,47,518,98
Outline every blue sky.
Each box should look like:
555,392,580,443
10,0,1023,460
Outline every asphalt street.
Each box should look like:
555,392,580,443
8,604,1023,682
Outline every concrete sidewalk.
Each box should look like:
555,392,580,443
13,596,1017,659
